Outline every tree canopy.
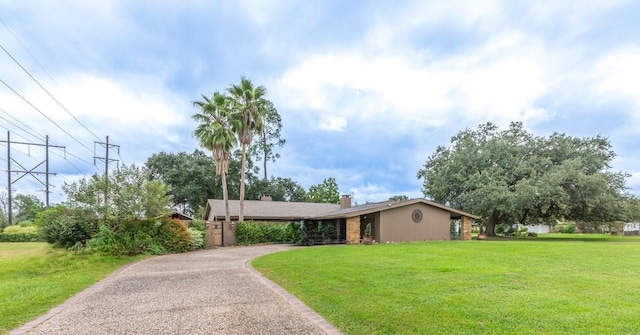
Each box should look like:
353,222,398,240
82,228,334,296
308,177,340,204
417,122,632,235
63,164,172,222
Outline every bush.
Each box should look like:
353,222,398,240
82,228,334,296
189,219,205,231
88,218,190,256
18,220,34,227
36,205,99,248
188,227,205,250
516,226,529,238
527,232,538,237
0,225,40,242
236,221,300,245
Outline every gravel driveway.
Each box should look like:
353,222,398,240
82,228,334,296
11,245,341,335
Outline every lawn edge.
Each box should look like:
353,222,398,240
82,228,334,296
9,256,154,335
246,250,344,335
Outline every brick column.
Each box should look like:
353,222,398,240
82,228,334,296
346,216,361,244
462,216,472,241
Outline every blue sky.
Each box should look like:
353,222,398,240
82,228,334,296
1,0,639,205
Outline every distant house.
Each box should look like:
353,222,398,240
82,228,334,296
524,224,551,234
203,195,479,246
624,222,640,236
169,211,194,225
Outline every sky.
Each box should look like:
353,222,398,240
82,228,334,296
0,0,639,206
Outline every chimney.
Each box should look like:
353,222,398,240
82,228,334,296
261,194,273,201
340,195,352,209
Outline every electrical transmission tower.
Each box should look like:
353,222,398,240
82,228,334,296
2,131,65,225
93,136,119,205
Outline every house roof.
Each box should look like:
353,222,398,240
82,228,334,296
170,211,194,221
313,198,481,220
204,199,340,221
204,198,479,221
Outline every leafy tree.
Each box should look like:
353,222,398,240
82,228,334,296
417,122,630,236
13,194,44,224
389,195,409,201
227,77,267,221
146,150,218,215
308,177,340,204
62,164,172,223
249,100,285,180
193,92,237,222
246,177,308,202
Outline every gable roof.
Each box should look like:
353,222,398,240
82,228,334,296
204,199,340,221
313,198,480,220
204,198,479,221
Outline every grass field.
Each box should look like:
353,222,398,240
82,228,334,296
0,243,145,334
253,236,640,335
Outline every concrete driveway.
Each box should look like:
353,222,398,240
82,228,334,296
11,245,341,335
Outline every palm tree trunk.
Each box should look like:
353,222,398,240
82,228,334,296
263,129,268,180
239,143,247,221
222,170,230,222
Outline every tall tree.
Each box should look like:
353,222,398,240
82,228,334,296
227,77,266,221
308,177,340,204
249,100,286,180
193,92,237,222
62,164,171,222
13,194,44,223
417,122,630,236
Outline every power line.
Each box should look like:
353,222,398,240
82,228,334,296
0,108,45,142
0,43,102,142
0,17,59,86
0,78,94,154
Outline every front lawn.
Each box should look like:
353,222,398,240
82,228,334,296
253,240,640,335
0,243,145,333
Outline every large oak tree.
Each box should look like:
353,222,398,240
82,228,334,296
417,122,631,236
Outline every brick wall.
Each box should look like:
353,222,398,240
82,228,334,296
462,216,472,241
346,216,361,244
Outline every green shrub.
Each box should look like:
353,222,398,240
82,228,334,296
565,223,576,234
156,218,190,253
516,226,529,238
18,220,35,227
188,227,205,250
236,221,300,245
36,205,99,248
88,218,189,256
0,225,41,242
189,219,205,231
527,232,538,237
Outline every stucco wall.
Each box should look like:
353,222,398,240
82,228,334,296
379,203,451,242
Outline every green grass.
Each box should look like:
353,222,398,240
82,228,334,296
253,239,640,335
0,243,145,334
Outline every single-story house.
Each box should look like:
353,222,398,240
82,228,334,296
624,222,640,236
203,195,479,246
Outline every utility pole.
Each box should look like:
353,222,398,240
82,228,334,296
94,136,119,206
2,131,64,225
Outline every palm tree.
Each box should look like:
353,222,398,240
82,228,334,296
192,91,236,222
227,77,265,221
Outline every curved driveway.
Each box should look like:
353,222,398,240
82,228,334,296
12,245,341,335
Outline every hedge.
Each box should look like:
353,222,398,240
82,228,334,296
235,221,300,245
0,225,41,242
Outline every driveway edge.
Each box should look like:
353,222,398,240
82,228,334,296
245,255,343,335
10,257,154,335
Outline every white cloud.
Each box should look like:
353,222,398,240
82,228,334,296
594,45,640,112
318,116,347,132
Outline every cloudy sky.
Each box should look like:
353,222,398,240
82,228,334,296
1,0,639,205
